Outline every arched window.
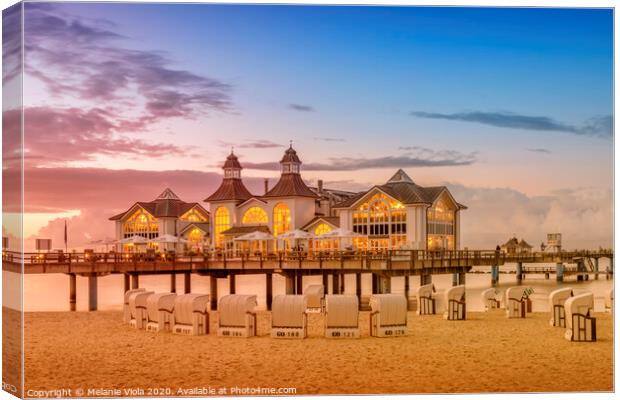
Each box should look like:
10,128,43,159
187,228,205,249
314,223,332,236
214,207,231,247
273,203,290,236
427,193,456,250
123,209,158,239
180,208,207,222
242,207,268,225
352,193,407,249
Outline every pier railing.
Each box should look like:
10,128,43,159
2,249,613,275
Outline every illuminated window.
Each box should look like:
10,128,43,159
314,223,332,236
351,192,407,249
123,209,158,239
214,207,231,247
427,192,456,250
273,203,290,236
187,228,204,249
180,208,207,222
242,207,268,225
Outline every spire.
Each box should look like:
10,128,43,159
156,188,181,201
387,169,414,184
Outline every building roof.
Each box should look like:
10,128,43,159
280,145,301,164
109,189,209,221
204,178,254,203
502,237,519,247
223,152,242,169
300,216,340,231
263,173,318,198
220,225,272,236
179,222,210,235
333,170,467,209
519,239,533,248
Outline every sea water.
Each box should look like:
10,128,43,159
4,261,614,313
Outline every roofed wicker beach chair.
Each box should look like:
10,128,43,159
564,292,596,342
304,284,325,313
324,295,360,338
145,293,176,332
123,288,146,323
217,294,258,338
444,285,466,320
605,288,613,313
416,283,436,315
129,290,155,329
548,287,573,327
369,294,408,337
505,287,528,318
481,288,502,311
172,294,210,335
271,295,308,339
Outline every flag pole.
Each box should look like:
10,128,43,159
64,220,68,253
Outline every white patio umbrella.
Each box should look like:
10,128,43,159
148,234,188,244
276,229,314,240
88,237,116,251
318,228,363,239
118,235,149,244
234,231,274,241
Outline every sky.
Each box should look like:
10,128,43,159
1,3,614,250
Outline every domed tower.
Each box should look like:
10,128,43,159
204,150,253,203
264,144,317,198
280,144,301,174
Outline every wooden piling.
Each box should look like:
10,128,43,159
420,273,432,286
516,262,523,282
184,272,191,293
229,273,236,295
332,273,340,295
88,275,97,311
209,275,218,311
458,271,466,286
594,258,599,280
265,273,273,311
371,273,379,294
69,273,76,312
170,274,176,293
296,271,303,295
556,263,564,282
322,271,329,293
404,274,410,310
339,273,345,294
131,274,139,289
123,273,130,293
285,272,295,294
452,273,458,286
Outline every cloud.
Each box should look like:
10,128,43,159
3,107,191,167
22,4,232,125
447,183,612,250
243,150,477,171
289,103,315,112
314,137,346,142
2,4,22,84
411,111,613,138
217,140,284,149
526,148,552,154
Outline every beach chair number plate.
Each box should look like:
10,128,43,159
273,329,304,338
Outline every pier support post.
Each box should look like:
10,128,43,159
88,275,98,311
285,273,295,295
371,273,380,294
516,262,523,283
594,258,599,280
491,266,499,286
339,273,345,294
452,273,458,287
420,274,432,286
322,272,329,293
556,263,564,282
607,257,614,280
184,272,191,294
209,276,218,311
356,273,362,310
69,273,77,312
332,274,340,295
458,272,466,286
229,273,236,295
265,273,273,311
545,272,550,280
123,273,130,293
404,274,411,310
296,271,303,295
131,274,139,289
170,274,176,293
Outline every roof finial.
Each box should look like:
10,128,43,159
231,146,234,155
289,140,293,149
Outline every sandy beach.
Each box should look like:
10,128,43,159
17,308,613,395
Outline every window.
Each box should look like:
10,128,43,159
273,203,290,236
214,207,231,247
242,207,268,225
314,223,332,236
351,193,407,249
427,194,456,250
123,209,158,239
180,208,207,222
187,228,204,249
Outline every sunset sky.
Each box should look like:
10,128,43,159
2,3,613,250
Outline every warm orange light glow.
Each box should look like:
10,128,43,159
242,207,268,225
214,207,231,247
273,203,290,236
